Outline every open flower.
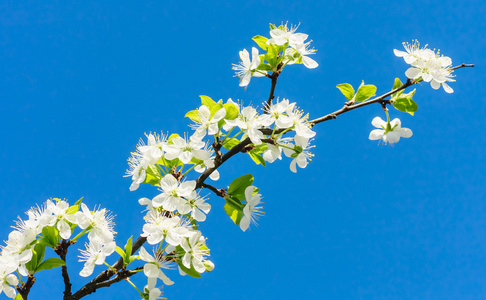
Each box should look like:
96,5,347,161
239,186,264,232
139,247,174,286
369,117,413,145
232,47,266,87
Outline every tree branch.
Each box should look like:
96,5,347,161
54,239,75,299
16,275,35,300
195,63,474,189
69,236,147,300
264,74,278,113
201,183,227,198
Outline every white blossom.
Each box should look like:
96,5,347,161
152,174,196,212
74,203,116,243
369,117,413,145
139,247,174,286
190,105,226,140
163,135,210,164
141,211,190,246
180,233,210,274
239,186,264,232
282,135,314,173
78,239,116,277
232,47,266,87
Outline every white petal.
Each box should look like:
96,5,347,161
369,129,384,141
239,215,250,231
302,56,318,69
371,117,386,129
430,79,441,90
209,170,220,181
442,82,454,93
405,67,420,79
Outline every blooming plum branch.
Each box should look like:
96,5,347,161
0,22,474,300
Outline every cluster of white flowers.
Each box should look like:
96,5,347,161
0,199,117,298
233,23,318,87
395,40,455,93
75,203,117,277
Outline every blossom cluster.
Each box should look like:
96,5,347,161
395,40,455,93
0,199,117,298
232,23,318,87
125,95,318,294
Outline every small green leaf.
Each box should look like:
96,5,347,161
257,63,273,71
248,151,266,166
269,23,277,30
223,103,239,121
34,243,46,268
393,90,418,116
252,35,269,51
222,138,240,150
185,110,200,123
115,246,126,259
391,78,404,100
167,133,180,143
14,293,23,300
25,248,38,271
355,82,377,103
124,236,133,264
177,261,201,278
66,204,79,215
224,200,243,225
336,83,355,101
209,103,224,118
144,164,162,186
200,95,216,109
41,226,59,248
74,197,84,206
35,258,66,272
227,174,254,196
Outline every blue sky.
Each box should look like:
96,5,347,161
1,1,485,299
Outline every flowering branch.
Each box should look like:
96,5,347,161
309,63,474,126
0,23,476,300
69,236,147,300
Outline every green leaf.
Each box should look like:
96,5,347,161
224,200,243,225
66,204,79,215
223,103,239,121
269,23,277,30
74,197,84,206
25,248,38,271
35,258,66,272
185,109,200,123
34,243,46,267
14,293,23,300
222,138,240,150
252,35,269,51
144,164,162,186
391,78,404,100
167,133,180,143
264,44,279,69
115,246,126,259
257,63,273,71
355,82,377,103
209,103,224,118
124,236,133,264
336,83,355,101
248,151,266,166
41,226,59,248
227,174,254,196
200,95,216,109
393,89,418,115
177,261,201,278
